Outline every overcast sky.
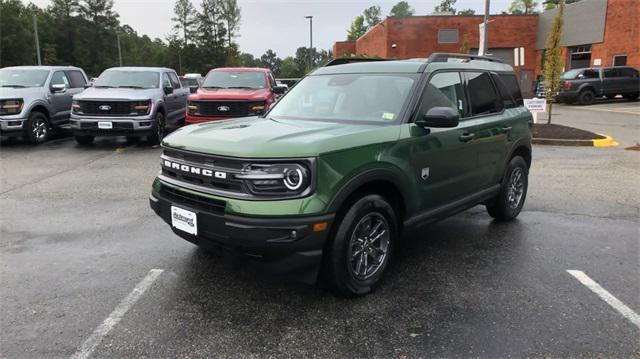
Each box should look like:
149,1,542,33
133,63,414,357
24,0,515,57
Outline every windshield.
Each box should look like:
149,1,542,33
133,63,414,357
268,74,418,123
0,69,49,87
202,71,267,89
94,70,159,89
180,78,199,87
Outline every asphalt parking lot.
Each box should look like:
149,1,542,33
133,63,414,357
1,104,639,358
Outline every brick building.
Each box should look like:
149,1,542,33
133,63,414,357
333,0,639,96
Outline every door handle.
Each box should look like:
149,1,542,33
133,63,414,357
500,126,513,133
459,133,476,142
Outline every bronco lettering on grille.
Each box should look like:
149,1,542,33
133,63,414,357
163,159,222,178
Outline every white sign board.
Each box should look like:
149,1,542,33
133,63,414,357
524,98,546,113
593,58,602,66
478,23,486,56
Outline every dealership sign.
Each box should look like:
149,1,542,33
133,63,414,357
524,98,546,113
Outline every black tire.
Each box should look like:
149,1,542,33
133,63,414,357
323,194,398,297
126,136,139,143
578,89,595,105
147,112,165,145
486,156,528,221
74,135,94,145
624,92,639,101
23,112,49,144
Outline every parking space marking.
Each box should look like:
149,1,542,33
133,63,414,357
70,269,164,359
565,106,640,116
567,270,640,329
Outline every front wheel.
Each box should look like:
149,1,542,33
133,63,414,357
486,156,529,221
147,112,165,145
74,135,94,145
323,194,397,297
24,112,49,144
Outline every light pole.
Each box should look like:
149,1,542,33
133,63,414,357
33,13,41,65
482,0,490,55
117,34,123,66
304,16,313,71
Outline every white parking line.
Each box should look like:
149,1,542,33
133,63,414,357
70,269,164,359
567,270,640,329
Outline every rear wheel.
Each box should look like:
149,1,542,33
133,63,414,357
624,92,639,101
24,112,49,144
323,194,397,297
578,89,595,105
147,112,165,145
486,156,528,221
74,135,94,145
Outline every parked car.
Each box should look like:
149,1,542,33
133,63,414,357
557,66,640,105
0,66,88,143
180,73,203,94
70,67,188,145
149,53,533,296
185,67,286,124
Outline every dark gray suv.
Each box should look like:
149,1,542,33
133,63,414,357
0,66,88,143
70,67,188,145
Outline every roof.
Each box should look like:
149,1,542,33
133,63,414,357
104,66,175,72
209,67,271,73
313,56,514,75
3,65,83,71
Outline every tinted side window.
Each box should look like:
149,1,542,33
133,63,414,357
582,69,599,79
618,67,639,78
604,68,618,78
162,73,172,88
51,71,70,88
168,72,181,89
465,72,503,116
417,72,466,119
66,70,86,88
497,73,523,107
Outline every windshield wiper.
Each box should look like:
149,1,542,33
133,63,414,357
203,86,226,89
227,86,255,89
1,85,27,88
117,85,147,89
94,85,116,88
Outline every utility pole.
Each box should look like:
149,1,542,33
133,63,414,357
33,13,42,65
482,0,490,55
117,34,123,66
305,16,313,71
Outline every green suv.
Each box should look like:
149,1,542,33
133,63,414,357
150,54,532,296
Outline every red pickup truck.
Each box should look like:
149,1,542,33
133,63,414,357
186,67,286,124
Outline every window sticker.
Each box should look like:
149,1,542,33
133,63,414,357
382,112,395,120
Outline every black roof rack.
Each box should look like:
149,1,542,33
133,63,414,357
427,52,503,64
324,57,389,67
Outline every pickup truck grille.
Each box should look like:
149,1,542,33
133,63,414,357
192,101,264,117
78,101,133,116
160,147,248,196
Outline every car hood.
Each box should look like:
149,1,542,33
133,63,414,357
191,87,270,101
162,117,400,158
74,87,159,100
0,86,46,100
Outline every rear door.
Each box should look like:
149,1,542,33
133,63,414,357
618,67,640,94
602,68,624,96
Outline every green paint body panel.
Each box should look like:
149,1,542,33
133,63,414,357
156,58,533,222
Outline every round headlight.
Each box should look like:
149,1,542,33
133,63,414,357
283,168,304,190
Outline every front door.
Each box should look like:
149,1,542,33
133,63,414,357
49,71,73,123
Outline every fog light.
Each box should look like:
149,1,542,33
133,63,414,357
140,122,151,126
7,121,22,126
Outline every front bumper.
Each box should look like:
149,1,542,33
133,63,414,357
149,182,334,283
0,117,26,137
70,116,154,137
185,113,234,124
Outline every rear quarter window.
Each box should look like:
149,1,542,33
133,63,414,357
465,72,503,116
66,70,86,88
496,73,523,107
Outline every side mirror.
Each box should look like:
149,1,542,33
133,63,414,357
189,86,198,94
51,84,66,93
164,86,174,95
415,107,459,128
577,74,585,79
273,85,287,95
84,82,93,89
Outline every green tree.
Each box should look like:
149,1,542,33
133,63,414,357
457,8,475,15
197,0,228,68
79,0,120,74
172,0,197,48
260,49,281,75
434,0,456,14
0,0,36,67
279,56,299,78
48,0,80,65
509,0,540,14
460,37,470,53
346,15,367,41
544,0,579,10
220,0,241,50
363,5,382,29
389,1,415,17
542,0,564,124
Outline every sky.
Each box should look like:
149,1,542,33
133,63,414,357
24,0,515,58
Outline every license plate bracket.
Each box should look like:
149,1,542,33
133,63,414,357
171,206,198,235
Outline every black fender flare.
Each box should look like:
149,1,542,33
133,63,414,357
504,137,532,170
26,100,52,119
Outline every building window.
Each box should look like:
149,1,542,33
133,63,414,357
438,29,459,44
613,55,627,66
568,45,592,70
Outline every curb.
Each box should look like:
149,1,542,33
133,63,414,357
532,134,618,147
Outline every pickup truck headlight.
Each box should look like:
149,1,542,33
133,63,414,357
236,163,311,195
249,101,266,115
71,100,81,114
187,100,198,115
132,100,151,115
0,99,24,115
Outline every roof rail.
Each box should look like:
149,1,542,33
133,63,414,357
324,57,389,67
427,52,503,64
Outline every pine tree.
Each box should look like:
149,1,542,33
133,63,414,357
542,0,564,124
346,15,367,41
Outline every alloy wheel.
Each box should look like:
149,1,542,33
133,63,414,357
507,167,525,209
32,117,47,142
348,213,390,280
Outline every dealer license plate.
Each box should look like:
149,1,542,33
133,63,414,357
98,121,113,129
171,206,197,235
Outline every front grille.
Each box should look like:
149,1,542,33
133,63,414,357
159,184,226,214
78,101,133,116
193,101,263,117
80,122,134,129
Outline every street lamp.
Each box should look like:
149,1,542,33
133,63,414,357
304,16,313,71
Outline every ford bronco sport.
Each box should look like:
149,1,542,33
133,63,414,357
150,54,533,297
186,67,286,124
0,66,88,143
71,67,188,145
